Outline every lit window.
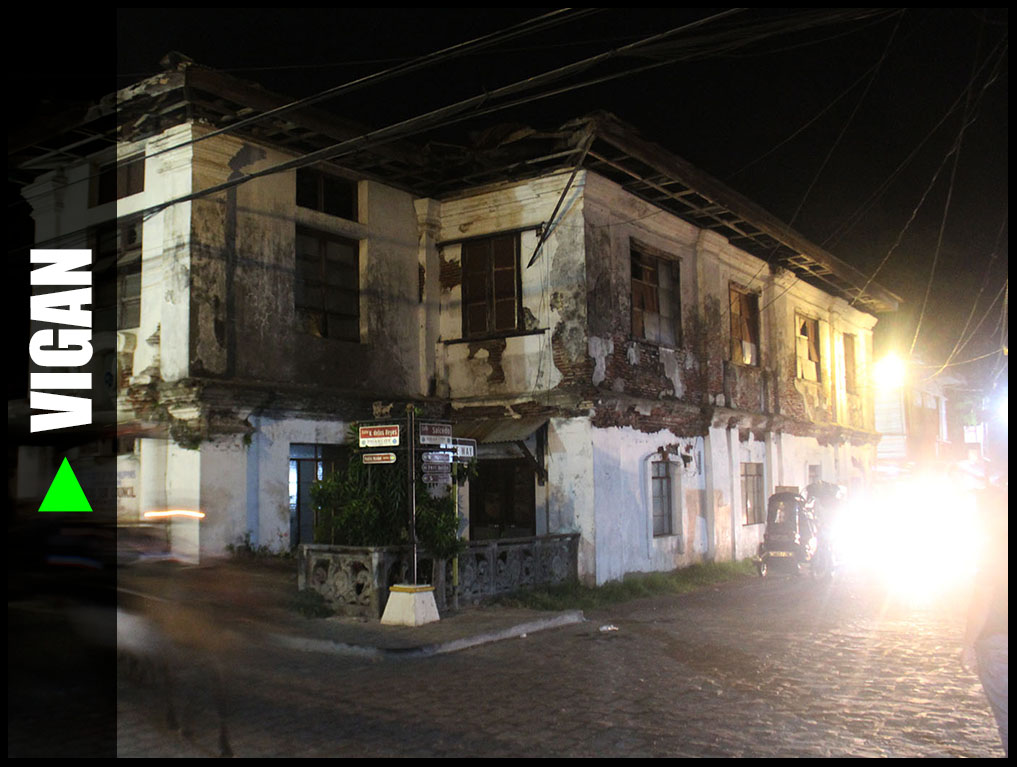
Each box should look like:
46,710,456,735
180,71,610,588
631,246,680,346
461,233,521,338
730,285,760,365
295,228,359,341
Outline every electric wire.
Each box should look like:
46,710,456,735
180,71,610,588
16,8,601,208
907,25,1001,358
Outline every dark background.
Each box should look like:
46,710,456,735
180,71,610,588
13,8,1010,390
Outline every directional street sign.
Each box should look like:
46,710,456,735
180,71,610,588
422,473,452,485
418,422,453,446
421,461,451,474
359,425,400,448
362,452,397,465
452,437,477,461
421,451,452,463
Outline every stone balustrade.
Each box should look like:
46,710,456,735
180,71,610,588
298,534,579,618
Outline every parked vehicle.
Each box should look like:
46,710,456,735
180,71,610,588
755,492,821,577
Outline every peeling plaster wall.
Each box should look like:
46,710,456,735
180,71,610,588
194,415,350,553
583,174,701,404
138,416,351,556
436,173,586,401
767,275,878,435
591,425,706,584
188,131,422,396
23,124,196,388
774,431,874,492
545,417,596,582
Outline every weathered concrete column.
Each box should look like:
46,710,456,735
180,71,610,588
414,197,442,396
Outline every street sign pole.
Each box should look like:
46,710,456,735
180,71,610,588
407,405,417,585
452,461,459,611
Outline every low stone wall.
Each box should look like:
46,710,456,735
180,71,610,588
298,534,579,618
454,534,580,604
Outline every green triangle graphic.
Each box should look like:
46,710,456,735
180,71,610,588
39,458,93,512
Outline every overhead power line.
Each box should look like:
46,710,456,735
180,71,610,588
16,8,601,208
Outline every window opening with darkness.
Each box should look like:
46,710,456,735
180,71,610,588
631,247,680,346
295,228,360,341
296,167,357,221
461,233,521,338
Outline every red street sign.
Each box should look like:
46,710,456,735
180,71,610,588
359,425,400,447
362,453,397,465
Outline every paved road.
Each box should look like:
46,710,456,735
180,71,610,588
114,571,1002,758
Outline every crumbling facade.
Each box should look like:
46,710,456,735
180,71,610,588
17,63,898,584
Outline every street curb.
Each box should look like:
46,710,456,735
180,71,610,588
270,610,586,658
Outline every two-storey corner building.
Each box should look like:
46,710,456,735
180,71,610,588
16,62,900,585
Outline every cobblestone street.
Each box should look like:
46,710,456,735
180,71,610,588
115,571,1003,758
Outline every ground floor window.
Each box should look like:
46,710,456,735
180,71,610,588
808,463,822,486
651,460,674,536
741,462,765,525
289,444,347,546
468,459,535,540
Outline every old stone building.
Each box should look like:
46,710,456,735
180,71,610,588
18,61,899,584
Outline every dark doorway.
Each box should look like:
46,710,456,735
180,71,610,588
289,444,348,547
469,458,536,540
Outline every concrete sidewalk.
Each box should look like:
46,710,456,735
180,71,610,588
117,558,585,658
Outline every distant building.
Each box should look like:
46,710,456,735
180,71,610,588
15,61,900,584
873,365,963,475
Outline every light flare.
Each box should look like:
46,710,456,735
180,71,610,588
142,509,206,520
833,476,982,602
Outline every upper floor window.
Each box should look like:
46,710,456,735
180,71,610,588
631,246,680,346
843,333,857,394
296,167,357,221
796,314,821,382
91,155,144,207
93,219,142,329
730,284,760,366
295,228,359,342
461,233,521,338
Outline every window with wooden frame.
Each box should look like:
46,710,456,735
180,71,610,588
729,284,760,366
295,228,360,341
461,233,521,338
93,219,142,330
631,246,680,346
296,167,357,221
651,460,674,537
796,314,821,382
741,462,765,525
843,333,858,394
91,155,145,207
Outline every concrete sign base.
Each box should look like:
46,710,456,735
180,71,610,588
381,584,440,626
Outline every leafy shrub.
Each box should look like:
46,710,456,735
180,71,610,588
310,458,408,547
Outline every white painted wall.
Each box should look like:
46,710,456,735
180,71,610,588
591,425,705,584
545,417,595,582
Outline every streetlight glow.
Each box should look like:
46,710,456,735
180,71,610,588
874,353,907,390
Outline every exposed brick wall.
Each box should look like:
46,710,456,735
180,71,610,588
438,248,461,290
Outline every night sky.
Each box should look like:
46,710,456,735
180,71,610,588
13,8,1010,390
